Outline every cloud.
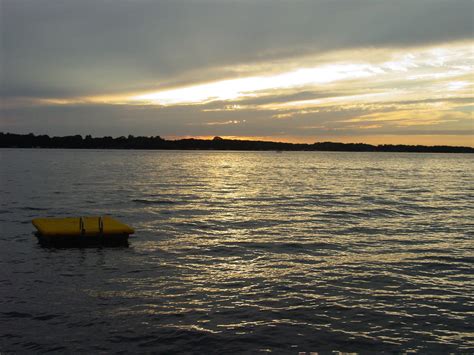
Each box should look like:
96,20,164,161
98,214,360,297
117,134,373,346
2,0,473,98
1,0,473,146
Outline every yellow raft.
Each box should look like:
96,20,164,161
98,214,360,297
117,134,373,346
32,216,134,246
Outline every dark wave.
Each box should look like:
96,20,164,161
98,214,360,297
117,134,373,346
18,206,48,211
132,198,176,205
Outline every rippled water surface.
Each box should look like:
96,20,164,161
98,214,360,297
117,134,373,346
1,149,473,353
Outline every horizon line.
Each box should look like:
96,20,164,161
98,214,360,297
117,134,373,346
1,131,473,150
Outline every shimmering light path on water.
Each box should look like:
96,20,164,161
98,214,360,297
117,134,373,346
1,149,473,353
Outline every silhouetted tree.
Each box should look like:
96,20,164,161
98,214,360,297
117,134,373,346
0,132,472,153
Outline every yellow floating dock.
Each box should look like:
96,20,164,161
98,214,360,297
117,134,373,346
32,216,134,246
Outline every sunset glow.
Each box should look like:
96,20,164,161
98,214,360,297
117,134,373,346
130,44,473,108
1,1,473,146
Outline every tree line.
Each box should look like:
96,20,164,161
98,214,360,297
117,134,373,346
1,132,473,153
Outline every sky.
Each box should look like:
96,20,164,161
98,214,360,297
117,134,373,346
1,0,473,145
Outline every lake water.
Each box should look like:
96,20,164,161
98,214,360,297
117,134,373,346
1,149,473,353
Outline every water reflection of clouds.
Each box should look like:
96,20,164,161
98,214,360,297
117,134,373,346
66,151,472,349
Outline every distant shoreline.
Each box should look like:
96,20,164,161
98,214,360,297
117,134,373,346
1,132,473,153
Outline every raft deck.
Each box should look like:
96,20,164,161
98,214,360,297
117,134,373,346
32,216,134,247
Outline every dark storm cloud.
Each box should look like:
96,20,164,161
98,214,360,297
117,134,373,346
201,90,351,109
2,0,473,98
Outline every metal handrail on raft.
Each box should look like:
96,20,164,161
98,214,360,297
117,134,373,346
98,216,104,235
79,216,104,235
79,216,86,235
